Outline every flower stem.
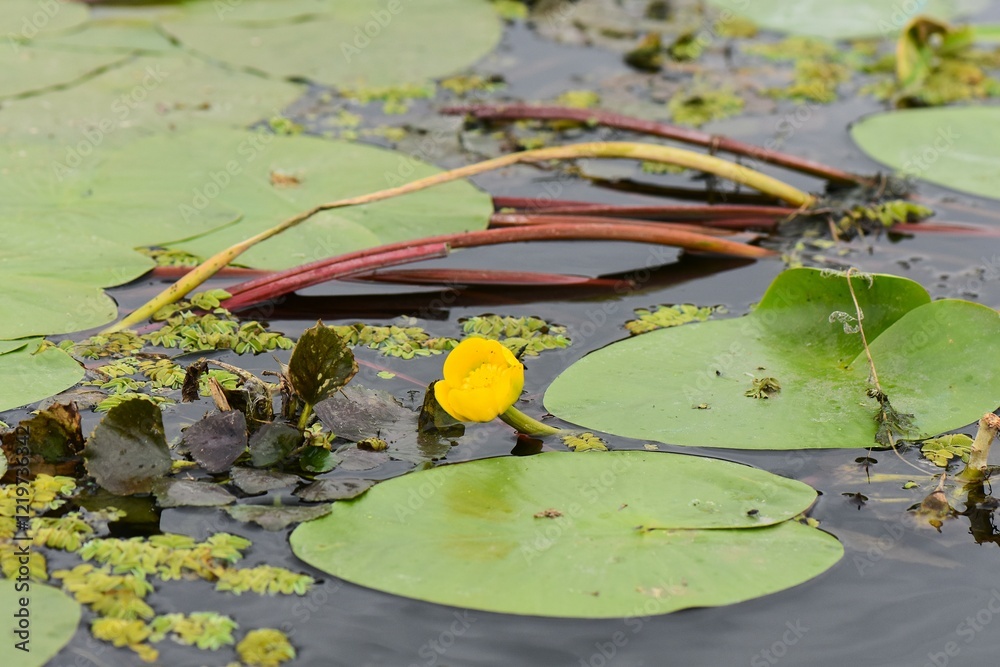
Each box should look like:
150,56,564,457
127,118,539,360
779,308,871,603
958,413,1000,482
499,406,563,437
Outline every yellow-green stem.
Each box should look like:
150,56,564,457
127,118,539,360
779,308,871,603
297,404,313,431
499,406,563,437
958,413,1000,482
105,142,814,332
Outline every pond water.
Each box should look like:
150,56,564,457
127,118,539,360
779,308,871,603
8,4,1000,667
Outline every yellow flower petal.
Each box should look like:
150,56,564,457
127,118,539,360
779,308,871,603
434,338,524,423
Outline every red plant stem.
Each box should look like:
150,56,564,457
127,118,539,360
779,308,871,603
223,223,774,312
443,104,868,186
491,196,797,220
489,212,744,236
222,243,449,311
891,222,1000,236
349,268,626,287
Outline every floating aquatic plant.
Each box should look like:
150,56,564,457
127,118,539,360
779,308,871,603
237,628,296,667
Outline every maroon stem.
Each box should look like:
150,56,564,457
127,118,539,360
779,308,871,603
443,104,868,186
223,223,774,312
222,243,449,311
491,196,797,220
489,212,752,236
349,268,625,287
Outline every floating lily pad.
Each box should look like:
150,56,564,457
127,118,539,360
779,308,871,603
0,225,152,339
0,54,302,143
707,0,985,39
851,107,1000,201
291,452,841,617
32,19,177,54
0,45,126,99
161,0,503,87
2,126,492,270
545,268,1000,449
84,398,171,495
0,340,84,413
1,0,90,41
0,582,81,667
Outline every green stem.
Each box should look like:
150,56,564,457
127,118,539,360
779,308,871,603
499,406,563,437
297,403,313,431
958,413,1000,482
104,141,813,333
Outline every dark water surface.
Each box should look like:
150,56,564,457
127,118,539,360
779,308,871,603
38,10,1000,667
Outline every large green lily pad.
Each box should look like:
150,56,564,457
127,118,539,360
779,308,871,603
161,0,503,87
707,0,985,39
0,225,153,339
1,0,90,41
2,126,491,269
851,107,1000,201
0,54,303,143
0,46,126,99
0,582,81,666
545,268,1000,450
291,451,841,617
0,339,84,413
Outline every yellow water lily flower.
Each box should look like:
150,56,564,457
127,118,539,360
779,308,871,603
434,338,524,422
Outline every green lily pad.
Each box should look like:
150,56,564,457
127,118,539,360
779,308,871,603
290,451,841,617
33,19,177,54
161,0,503,87
0,54,302,143
0,582,81,667
2,126,491,269
545,268,1000,449
0,45,126,99
1,0,90,41
0,340,84,413
0,225,153,339
707,0,985,39
851,107,1000,201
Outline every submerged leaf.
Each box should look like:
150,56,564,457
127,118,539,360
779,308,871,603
225,503,331,531
294,478,375,502
152,479,236,508
249,423,304,469
84,399,171,495
183,411,248,474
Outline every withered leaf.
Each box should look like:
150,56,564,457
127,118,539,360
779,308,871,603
288,322,357,407
294,478,374,502
84,398,171,496
183,411,248,474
